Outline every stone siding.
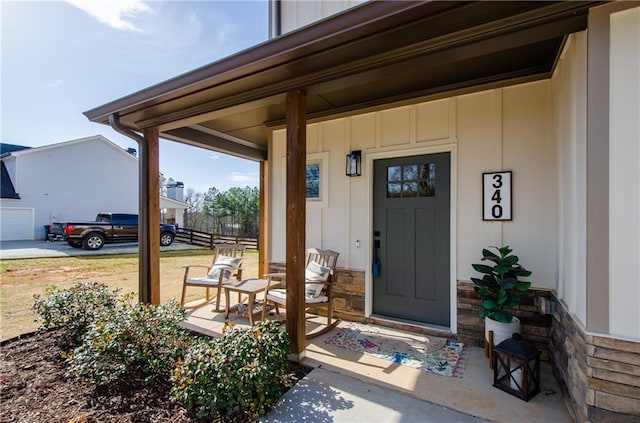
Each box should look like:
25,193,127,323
551,295,640,422
457,281,554,361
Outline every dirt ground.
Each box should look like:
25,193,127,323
0,330,310,423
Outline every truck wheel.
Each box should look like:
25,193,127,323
82,233,105,250
160,232,174,246
68,241,82,248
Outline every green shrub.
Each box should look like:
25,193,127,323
171,320,290,420
32,281,119,347
66,294,191,385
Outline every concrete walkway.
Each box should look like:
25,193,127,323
261,367,488,422
0,239,203,259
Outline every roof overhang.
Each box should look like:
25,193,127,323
85,1,597,161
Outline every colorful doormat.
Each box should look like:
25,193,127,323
324,323,467,377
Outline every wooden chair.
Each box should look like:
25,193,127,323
181,243,246,311
261,248,340,339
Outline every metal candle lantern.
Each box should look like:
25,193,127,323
493,333,541,401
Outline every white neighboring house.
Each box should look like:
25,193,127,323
0,135,189,241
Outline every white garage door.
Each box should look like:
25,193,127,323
0,207,34,241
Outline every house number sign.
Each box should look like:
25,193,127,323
483,171,512,221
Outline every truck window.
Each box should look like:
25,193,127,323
116,214,138,225
96,214,110,223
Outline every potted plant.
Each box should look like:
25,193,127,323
471,246,532,347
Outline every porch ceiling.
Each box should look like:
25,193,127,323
85,1,594,161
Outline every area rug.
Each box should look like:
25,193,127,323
324,323,467,377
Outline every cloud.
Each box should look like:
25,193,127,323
65,0,151,31
208,153,221,160
229,172,258,184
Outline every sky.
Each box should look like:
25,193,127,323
1,0,268,195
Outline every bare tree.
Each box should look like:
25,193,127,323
183,188,204,229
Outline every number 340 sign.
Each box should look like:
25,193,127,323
483,171,512,221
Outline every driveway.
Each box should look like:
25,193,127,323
0,239,203,259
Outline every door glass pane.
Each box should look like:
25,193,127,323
418,162,436,197
403,182,418,197
388,166,402,182
387,183,402,198
419,180,435,196
387,162,437,198
419,163,430,180
403,165,418,180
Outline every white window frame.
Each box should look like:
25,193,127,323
306,152,329,208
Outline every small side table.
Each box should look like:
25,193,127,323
223,278,279,325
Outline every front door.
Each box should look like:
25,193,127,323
373,153,450,327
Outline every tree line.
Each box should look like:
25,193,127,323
161,175,259,238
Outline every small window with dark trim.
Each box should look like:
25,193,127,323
386,162,436,198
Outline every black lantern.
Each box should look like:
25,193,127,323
346,150,361,177
493,333,541,401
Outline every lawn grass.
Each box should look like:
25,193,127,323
0,249,258,341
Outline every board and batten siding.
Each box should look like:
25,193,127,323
3,137,138,239
552,32,589,329
609,7,640,339
279,0,366,35
269,79,558,299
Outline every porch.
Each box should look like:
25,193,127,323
183,298,571,423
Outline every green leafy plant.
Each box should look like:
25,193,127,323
66,294,191,385
32,281,119,348
171,320,290,421
471,246,532,324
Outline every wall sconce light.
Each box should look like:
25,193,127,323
346,150,361,177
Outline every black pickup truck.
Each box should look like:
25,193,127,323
51,213,176,250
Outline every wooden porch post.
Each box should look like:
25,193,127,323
258,160,269,278
139,127,161,304
286,90,306,357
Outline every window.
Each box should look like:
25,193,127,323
306,162,320,199
306,152,329,207
386,162,436,198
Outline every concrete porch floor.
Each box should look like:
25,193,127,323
183,298,572,423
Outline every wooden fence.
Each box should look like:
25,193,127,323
175,228,258,250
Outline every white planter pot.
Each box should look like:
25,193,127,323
485,316,520,348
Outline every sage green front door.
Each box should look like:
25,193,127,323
373,153,451,327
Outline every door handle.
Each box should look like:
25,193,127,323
372,235,381,278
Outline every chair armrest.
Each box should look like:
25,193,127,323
263,274,284,293
183,265,210,278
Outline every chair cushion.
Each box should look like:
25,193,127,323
305,260,330,298
207,255,243,281
305,260,330,281
185,276,230,287
266,289,328,304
